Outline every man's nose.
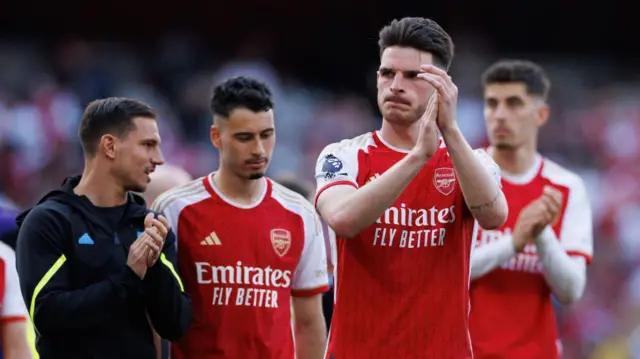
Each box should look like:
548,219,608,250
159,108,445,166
493,103,510,121
252,139,265,157
390,72,404,93
152,148,165,166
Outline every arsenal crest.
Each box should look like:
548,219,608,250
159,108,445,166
270,229,292,257
433,167,456,196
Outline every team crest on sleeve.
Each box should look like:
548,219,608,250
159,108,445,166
433,167,456,196
322,154,344,180
270,229,292,257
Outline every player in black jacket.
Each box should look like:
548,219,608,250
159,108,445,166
15,97,192,359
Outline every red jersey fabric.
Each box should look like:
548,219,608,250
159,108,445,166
469,154,593,359
152,175,330,359
314,131,501,359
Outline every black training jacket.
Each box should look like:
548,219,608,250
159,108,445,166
15,176,192,359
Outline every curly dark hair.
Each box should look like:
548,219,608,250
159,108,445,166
210,76,274,118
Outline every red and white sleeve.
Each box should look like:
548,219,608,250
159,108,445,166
291,208,330,297
559,177,594,263
0,243,27,323
314,142,361,206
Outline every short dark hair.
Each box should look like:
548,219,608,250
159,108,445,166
481,59,551,100
78,97,157,156
210,76,274,118
378,17,454,70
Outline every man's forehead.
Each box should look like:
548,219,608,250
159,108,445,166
484,83,529,99
130,117,160,140
380,47,434,71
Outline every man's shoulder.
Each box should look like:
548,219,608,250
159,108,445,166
541,158,585,189
22,200,72,226
151,176,210,215
269,179,316,218
319,132,376,157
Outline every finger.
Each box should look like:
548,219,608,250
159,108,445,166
145,241,161,257
417,73,448,93
424,93,439,121
419,64,452,84
144,212,155,229
419,73,454,103
156,215,171,231
145,227,164,245
152,219,168,238
145,232,165,254
543,186,563,203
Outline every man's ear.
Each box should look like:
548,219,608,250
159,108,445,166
210,125,222,149
536,102,550,127
99,135,118,159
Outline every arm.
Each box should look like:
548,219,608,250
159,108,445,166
2,321,32,359
16,206,143,336
0,244,33,359
293,295,326,359
470,234,516,280
314,144,427,238
537,179,593,304
292,208,329,358
535,227,587,304
440,129,508,229
143,229,192,341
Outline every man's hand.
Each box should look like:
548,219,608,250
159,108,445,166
128,214,164,278
145,214,170,267
410,93,439,160
512,186,563,252
418,64,458,133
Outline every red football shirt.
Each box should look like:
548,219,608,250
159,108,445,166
314,131,501,359
152,175,330,359
469,154,593,359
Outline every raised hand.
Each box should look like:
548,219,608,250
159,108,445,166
411,93,439,160
145,215,170,267
512,186,563,252
418,64,459,133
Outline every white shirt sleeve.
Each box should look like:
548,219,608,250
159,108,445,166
558,177,594,261
470,234,516,280
291,210,330,297
314,142,361,204
535,226,587,304
0,243,28,321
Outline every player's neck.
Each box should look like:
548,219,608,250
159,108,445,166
74,161,128,207
212,169,265,206
379,119,421,151
490,145,538,175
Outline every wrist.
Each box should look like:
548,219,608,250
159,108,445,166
406,150,430,167
438,123,461,138
511,234,527,253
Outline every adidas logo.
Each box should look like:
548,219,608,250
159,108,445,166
201,232,222,246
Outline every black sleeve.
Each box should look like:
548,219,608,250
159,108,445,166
143,229,192,341
16,205,143,335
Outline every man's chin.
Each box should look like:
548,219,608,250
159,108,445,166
382,109,418,124
127,182,148,194
247,172,265,180
494,142,516,151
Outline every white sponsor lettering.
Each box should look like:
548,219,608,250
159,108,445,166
375,203,456,227
195,261,292,308
371,204,455,248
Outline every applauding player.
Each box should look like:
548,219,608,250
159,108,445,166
314,17,507,358
152,77,329,359
469,60,593,359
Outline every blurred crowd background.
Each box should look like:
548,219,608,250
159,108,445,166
1,1,639,358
